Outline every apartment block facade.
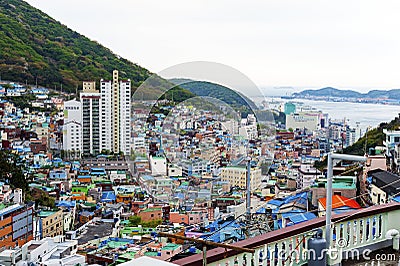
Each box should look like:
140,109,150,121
220,166,262,191
100,70,131,155
80,81,101,156
37,210,63,239
63,70,131,157
62,100,83,155
0,204,33,248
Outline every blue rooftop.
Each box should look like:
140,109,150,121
101,191,116,202
57,201,76,208
281,210,316,226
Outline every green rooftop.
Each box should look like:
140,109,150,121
38,211,56,217
119,252,136,260
161,243,181,251
332,182,356,189
215,197,237,201
314,176,356,190
142,208,161,213
82,202,97,207
144,251,159,257
106,240,131,249
116,259,126,264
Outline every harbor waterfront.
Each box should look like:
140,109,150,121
253,96,400,132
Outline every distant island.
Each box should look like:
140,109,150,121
291,87,400,104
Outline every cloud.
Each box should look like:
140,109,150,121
25,0,400,89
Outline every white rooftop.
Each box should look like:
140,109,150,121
117,256,178,266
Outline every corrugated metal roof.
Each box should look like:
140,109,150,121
319,195,361,210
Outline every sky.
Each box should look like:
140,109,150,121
25,0,400,92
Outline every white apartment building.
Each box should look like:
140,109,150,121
100,70,131,155
220,166,262,191
133,136,146,149
0,236,84,266
221,120,239,135
63,100,83,155
297,164,323,189
150,156,167,176
383,129,400,156
239,114,258,140
168,164,183,177
286,111,326,131
239,124,258,140
80,81,101,156
179,159,218,177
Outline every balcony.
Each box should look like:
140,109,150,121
173,202,400,266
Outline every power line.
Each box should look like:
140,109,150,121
247,170,400,229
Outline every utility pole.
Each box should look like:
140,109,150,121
246,157,251,236
326,153,366,248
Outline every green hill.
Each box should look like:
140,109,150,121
343,117,400,155
0,0,167,92
315,116,400,170
0,0,279,121
170,79,259,116
170,79,286,123
294,87,400,100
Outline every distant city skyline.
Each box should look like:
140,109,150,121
25,0,400,90
260,86,393,97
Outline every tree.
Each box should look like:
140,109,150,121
37,194,55,209
101,149,111,155
129,215,142,226
0,150,28,192
142,219,162,228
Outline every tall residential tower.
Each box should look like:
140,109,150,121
80,81,101,156
63,99,83,157
100,70,131,155
63,70,131,157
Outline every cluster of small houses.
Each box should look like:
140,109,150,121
0,81,64,108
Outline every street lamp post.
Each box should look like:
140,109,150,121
325,153,367,248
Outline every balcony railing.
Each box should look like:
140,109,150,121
173,202,400,266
